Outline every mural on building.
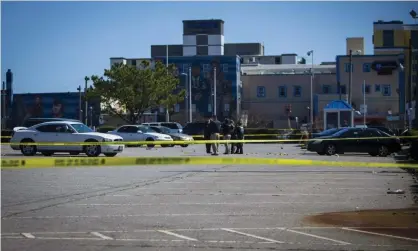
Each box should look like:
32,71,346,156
11,92,101,127
154,56,240,120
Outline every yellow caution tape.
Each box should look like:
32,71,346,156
1,136,417,146
1,156,417,169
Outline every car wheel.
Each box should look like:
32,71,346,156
377,145,389,157
146,138,155,148
84,139,101,157
325,144,337,156
20,139,37,156
181,144,189,148
104,153,117,157
41,152,54,156
317,151,325,155
69,152,80,156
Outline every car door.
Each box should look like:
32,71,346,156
338,129,360,153
53,124,77,152
35,124,70,152
357,129,379,153
126,126,145,142
113,126,131,141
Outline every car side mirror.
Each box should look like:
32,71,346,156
137,130,143,134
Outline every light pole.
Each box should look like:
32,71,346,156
84,76,89,125
180,72,189,123
188,67,192,122
363,80,366,126
77,85,82,121
307,50,314,131
213,67,217,117
89,106,93,127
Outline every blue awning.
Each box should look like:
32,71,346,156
324,100,352,110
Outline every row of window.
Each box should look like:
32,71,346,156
344,63,372,73
256,84,392,98
131,61,230,73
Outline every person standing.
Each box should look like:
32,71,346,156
204,116,212,154
234,120,244,154
209,115,221,156
221,118,234,154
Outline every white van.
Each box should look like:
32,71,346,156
142,122,183,133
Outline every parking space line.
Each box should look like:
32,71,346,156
285,229,351,245
90,232,113,240
21,233,35,239
157,230,198,241
342,227,418,242
221,228,284,243
75,201,349,206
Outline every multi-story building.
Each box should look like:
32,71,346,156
241,64,336,128
335,54,402,125
373,20,418,121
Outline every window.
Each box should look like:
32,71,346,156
382,30,395,47
257,86,266,98
36,124,62,133
375,84,381,92
363,63,371,72
322,85,331,94
293,86,302,97
222,64,228,73
278,86,287,98
126,126,140,133
196,46,208,56
182,64,189,73
202,64,210,73
340,85,347,94
117,126,129,133
383,85,391,96
344,63,353,73
362,85,371,94
131,60,137,66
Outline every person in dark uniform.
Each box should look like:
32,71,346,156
204,116,212,154
233,120,244,154
209,115,221,155
221,118,234,154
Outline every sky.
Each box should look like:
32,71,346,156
1,1,417,94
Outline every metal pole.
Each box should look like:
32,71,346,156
78,85,82,121
408,39,413,129
214,67,217,117
84,77,89,125
1,81,5,129
348,49,352,104
310,53,314,131
165,45,170,122
188,67,192,123
363,80,366,126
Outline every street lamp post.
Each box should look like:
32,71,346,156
213,67,217,117
84,76,89,125
77,85,82,121
348,49,353,104
307,50,314,131
188,67,192,123
181,68,192,123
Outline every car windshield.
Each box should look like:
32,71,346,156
138,126,155,133
71,123,94,133
319,128,340,136
157,126,171,134
331,128,350,137
161,123,182,129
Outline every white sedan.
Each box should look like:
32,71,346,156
108,125,173,147
10,121,124,157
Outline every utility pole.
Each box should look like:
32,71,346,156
165,45,170,122
77,85,82,121
214,67,217,117
84,76,89,125
188,67,192,123
348,49,353,104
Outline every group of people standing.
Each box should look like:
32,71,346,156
204,115,244,156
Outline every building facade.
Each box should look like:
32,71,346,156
241,64,336,128
153,55,241,123
336,54,402,124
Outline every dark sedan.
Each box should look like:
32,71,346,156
307,127,401,157
311,127,346,138
150,126,194,147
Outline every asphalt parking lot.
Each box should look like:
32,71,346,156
1,144,418,251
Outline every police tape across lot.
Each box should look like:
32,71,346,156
1,136,417,146
1,156,418,169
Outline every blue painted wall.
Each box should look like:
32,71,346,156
153,55,241,120
11,92,101,127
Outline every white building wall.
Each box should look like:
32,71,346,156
183,46,197,56
183,35,196,46
208,46,223,56
110,58,127,67
281,55,297,64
